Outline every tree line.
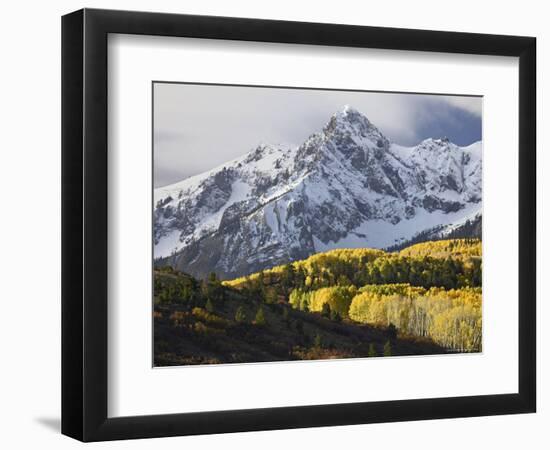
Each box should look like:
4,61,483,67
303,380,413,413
225,239,482,295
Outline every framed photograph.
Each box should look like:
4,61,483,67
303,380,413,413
62,8,536,441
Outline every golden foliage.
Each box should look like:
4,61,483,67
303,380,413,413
289,285,357,317
398,238,481,260
349,284,481,352
223,248,385,289
221,239,483,353
224,239,481,291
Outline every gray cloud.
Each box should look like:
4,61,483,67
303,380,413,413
154,83,482,188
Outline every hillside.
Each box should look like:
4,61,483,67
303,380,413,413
398,238,481,259
154,106,481,280
154,239,481,366
386,214,482,252
224,238,482,291
154,268,445,366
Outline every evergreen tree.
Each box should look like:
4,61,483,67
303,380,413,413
202,272,224,305
295,267,307,289
281,263,296,292
244,275,254,292
264,287,278,304
208,272,218,283
235,306,246,324
257,270,266,297
255,307,266,326
282,306,289,322
314,333,323,348
205,298,214,313
330,308,341,322
387,323,398,341
337,274,351,286
321,302,331,318
370,266,382,284
368,343,377,357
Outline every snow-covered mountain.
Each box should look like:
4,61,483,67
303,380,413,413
154,105,482,279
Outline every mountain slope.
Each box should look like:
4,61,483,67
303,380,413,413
154,267,447,366
154,105,482,279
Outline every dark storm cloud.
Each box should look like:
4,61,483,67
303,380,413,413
407,98,482,146
153,83,481,188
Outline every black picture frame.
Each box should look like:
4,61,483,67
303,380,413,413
62,8,536,442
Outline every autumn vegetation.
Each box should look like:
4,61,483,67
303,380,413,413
154,238,482,365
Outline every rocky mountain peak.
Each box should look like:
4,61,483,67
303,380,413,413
416,137,456,151
323,105,389,151
153,105,482,280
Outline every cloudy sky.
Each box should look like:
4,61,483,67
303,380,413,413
153,82,482,188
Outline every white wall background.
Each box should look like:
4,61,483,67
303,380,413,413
0,0,545,448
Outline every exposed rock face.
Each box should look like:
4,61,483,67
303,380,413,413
154,105,482,279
